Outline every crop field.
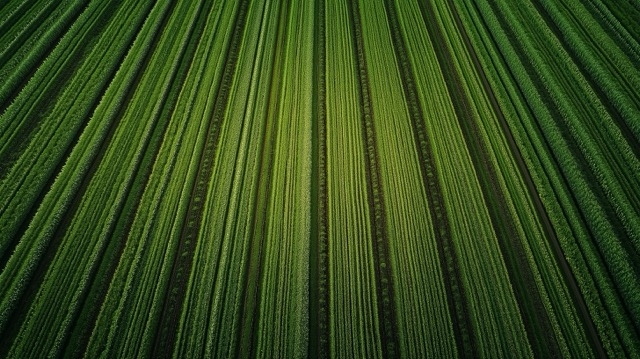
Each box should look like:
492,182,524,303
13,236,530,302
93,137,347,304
0,0,639,357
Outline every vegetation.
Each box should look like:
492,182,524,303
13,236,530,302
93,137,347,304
1,0,638,357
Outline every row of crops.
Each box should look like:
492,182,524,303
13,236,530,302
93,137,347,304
0,0,638,357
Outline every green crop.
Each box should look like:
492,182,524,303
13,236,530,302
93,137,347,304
0,0,638,357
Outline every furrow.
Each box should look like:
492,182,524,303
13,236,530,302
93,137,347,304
309,0,329,355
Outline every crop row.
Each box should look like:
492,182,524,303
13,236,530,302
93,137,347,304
391,0,537,356
0,0,157,338
1,0,206,356
454,0,640,355
0,0,87,111
0,0,153,252
1,0,638,357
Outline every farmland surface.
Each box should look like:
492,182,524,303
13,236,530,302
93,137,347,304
1,0,639,357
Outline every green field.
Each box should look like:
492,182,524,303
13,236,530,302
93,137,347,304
1,0,639,357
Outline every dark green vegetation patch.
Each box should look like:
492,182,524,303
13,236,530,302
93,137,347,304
1,0,639,357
